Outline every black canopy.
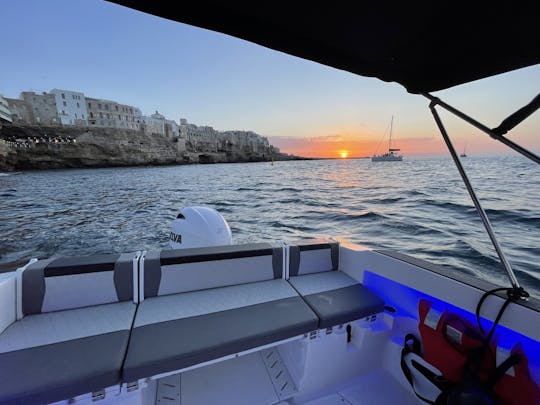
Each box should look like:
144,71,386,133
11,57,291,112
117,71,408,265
110,2,539,93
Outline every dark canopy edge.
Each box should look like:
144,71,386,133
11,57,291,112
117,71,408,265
109,2,540,93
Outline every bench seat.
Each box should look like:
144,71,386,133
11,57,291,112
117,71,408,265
287,239,385,329
123,279,318,382
0,301,136,404
289,271,384,328
0,252,137,404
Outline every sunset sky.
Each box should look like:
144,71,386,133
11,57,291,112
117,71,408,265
1,1,539,158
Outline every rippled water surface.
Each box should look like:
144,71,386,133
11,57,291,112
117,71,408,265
1,156,539,297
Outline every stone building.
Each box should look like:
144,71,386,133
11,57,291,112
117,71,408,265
0,96,13,124
179,120,219,152
141,111,165,136
86,98,142,130
20,92,59,125
164,119,179,137
50,89,88,126
5,98,31,124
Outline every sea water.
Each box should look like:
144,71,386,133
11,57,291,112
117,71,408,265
1,155,538,297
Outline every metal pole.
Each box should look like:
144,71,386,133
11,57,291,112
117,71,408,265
429,102,521,289
423,93,540,165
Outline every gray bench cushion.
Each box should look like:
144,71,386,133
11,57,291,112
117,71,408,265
144,243,284,298
0,302,136,404
22,253,135,315
123,280,318,381
0,301,136,353
289,240,339,276
289,272,384,328
0,331,130,404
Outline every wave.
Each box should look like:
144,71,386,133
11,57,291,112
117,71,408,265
413,199,538,226
323,211,386,222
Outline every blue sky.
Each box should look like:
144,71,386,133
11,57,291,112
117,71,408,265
1,0,539,156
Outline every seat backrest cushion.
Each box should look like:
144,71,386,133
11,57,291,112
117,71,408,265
143,243,283,298
288,239,339,276
22,253,135,315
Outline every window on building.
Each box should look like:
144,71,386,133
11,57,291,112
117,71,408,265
115,106,118,111
61,93,65,99
100,113,103,118
107,113,110,119
105,104,109,110
118,114,121,120
72,95,75,100
63,101,67,106
88,102,91,109
98,103,102,109
75,113,77,118
77,102,80,108
62,110,65,114
90,112,94,118
82,114,85,119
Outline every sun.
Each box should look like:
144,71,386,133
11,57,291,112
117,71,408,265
339,151,348,159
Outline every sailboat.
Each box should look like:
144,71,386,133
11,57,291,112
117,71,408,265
460,141,468,157
371,116,403,162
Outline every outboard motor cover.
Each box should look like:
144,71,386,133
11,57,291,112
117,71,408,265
169,206,232,249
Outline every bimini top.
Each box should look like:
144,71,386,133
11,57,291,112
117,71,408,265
109,3,539,93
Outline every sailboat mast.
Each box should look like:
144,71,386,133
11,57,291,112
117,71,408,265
389,116,393,151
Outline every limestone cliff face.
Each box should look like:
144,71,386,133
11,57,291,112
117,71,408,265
0,125,300,171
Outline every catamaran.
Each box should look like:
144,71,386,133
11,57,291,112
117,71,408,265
372,116,403,162
0,3,539,405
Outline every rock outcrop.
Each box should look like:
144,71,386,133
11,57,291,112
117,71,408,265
0,125,302,171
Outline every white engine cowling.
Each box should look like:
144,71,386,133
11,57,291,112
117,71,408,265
169,206,232,249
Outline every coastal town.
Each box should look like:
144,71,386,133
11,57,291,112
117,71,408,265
0,89,295,170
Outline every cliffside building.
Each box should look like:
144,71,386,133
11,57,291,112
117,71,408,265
5,98,31,124
179,120,218,152
141,111,180,137
50,89,88,126
20,92,59,125
0,96,13,124
86,98,142,130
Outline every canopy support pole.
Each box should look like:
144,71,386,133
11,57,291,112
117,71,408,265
428,102,523,292
422,93,540,165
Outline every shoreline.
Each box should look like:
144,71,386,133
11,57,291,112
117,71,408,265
0,124,308,171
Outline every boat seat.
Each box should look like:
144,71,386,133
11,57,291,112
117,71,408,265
288,240,384,328
0,253,137,404
123,243,318,382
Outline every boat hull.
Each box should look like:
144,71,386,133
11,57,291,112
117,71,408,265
371,155,403,162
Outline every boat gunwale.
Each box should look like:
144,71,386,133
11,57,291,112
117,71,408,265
376,249,540,313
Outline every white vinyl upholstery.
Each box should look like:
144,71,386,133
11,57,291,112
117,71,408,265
136,279,297,327
158,256,275,296
289,271,359,296
42,271,118,312
0,301,136,354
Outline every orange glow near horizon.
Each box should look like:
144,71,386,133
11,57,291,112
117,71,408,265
269,132,454,158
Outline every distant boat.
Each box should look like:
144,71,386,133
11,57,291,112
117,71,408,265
372,116,403,162
460,142,467,157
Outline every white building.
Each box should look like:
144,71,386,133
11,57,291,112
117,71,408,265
50,89,88,126
142,111,166,136
0,95,13,123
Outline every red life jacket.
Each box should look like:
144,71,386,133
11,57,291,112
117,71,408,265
418,299,540,404
493,342,540,405
418,298,490,383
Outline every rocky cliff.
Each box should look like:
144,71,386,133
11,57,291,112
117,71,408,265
0,125,302,171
